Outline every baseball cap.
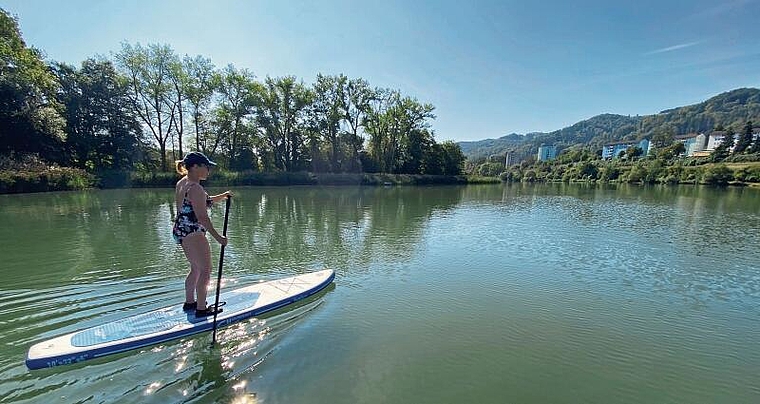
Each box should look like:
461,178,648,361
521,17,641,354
183,151,217,167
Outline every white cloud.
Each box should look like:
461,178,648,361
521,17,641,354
644,41,702,55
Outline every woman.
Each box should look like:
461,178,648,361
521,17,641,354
173,152,232,317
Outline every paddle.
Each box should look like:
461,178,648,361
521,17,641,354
211,195,232,346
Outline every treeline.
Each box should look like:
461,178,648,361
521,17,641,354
0,9,465,182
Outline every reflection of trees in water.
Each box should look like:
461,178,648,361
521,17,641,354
1,187,466,283
228,186,465,275
0,189,179,284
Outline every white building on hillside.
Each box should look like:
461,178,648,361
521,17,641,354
675,133,707,156
706,131,739,152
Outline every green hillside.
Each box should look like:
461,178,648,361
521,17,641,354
460,88,760,161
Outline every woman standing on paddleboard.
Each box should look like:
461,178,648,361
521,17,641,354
173,152,232,317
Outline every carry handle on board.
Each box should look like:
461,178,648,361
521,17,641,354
211,195,232,346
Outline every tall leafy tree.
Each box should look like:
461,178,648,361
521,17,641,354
213,64,258,170
400,128,434,174
364,88,397,172
342,78,373,172
254,76,312,171
183,55,217,151
115,42,179,170
312,74,346,172
167,57,188,160
734,121,753,154
386,96,435,173
55,59,142,170
439,140,465,175
0,8,65,161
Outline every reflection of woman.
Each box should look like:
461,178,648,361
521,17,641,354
172,152,231,317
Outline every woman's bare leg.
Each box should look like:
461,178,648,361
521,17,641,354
181,232,212,310
184,262,200,304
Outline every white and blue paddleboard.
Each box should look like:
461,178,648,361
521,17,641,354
26,269,334,370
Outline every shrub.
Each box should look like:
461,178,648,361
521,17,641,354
701,164,733,185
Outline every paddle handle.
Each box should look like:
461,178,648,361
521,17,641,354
211,195,232,345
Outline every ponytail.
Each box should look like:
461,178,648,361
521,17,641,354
175,160,187,175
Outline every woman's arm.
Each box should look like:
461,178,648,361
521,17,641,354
210,190,233,203
189,186,227,245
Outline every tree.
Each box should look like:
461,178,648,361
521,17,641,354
183,55,217,151
702,164,732,185
399,128,434,174
342,78,373,172
577,161,599,179
167,57,188,160
477,161,503,177
364,88,396,172
311,74,346,172
598,165,620,182
365,92,435,174
626,163,648,183
625,146,643,159
115,42,180,171
253,76,312,171
0,9,65,161
652,128,675,148
421,142,445,175
734,121,753,154
711,127,735,162
656,142,685,160
439,140,465,175
54,59,142,170
213,64,257,170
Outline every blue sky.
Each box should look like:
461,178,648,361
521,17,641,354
4,0,760,142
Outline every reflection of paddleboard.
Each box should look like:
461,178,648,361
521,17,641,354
26,269,335,370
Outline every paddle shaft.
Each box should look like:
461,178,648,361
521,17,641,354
211,196,231,345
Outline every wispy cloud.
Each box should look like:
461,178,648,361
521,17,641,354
644,41,702,55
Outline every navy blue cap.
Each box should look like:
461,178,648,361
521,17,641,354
183,151,217,167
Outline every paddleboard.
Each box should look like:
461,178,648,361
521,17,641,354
26,269,334,370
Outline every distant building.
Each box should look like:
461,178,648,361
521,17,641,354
675,133,707,156
537,145,557,161
601,139,650,160
505,151,516,167
504,150,530,166
706,131,739,152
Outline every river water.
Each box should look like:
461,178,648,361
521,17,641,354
0,184,758,403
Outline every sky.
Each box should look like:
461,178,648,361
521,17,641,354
4,0,760,142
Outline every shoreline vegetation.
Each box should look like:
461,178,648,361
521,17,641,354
3,162,760,194
0,168,500,194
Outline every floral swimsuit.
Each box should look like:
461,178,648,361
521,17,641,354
172,183,213,244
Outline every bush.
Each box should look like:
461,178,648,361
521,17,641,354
0,167,95,193
476,162,504,177
701,164,733,185
733,166,760,183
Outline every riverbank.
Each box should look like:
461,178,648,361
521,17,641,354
500,161,760,187
0,169,500,194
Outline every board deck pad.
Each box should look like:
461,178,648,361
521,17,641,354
71,291,260,347
26,269,334,370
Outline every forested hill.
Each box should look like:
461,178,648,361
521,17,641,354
460,88,760,160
